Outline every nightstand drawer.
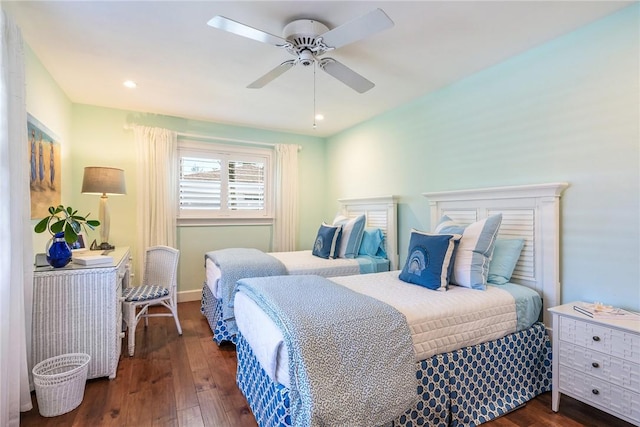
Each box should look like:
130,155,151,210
559,367,640,423
559,341,640,393
560,316,640,363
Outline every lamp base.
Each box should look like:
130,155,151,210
99,242,115,250
90,240,115,251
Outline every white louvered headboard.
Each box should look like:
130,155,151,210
423,183,569,327
338,196,398,270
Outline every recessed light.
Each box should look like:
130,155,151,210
123,80,137,89
315,114,324,121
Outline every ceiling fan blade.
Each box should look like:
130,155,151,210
319,58,374,93
207,16,288,47
247,60,296,88
319,8,394,50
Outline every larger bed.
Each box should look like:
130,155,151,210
201,196,399,344
233,183,569,427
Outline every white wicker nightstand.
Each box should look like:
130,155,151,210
548,302,640,425
32,247,131,380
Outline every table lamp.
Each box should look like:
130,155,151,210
81,166,126,250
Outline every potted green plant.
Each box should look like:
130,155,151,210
34,205,100,267
34,205,100,244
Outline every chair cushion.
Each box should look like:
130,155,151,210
123,285,169,302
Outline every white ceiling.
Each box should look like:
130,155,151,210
2,1,632,137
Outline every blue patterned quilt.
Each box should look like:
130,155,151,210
205,248,286,336
235,275,417,427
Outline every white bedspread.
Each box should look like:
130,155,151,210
235,270,519,388
270,250,361,276
206,250,361,298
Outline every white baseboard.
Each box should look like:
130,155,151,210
177,289,203,303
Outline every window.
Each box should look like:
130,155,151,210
178,140,273,223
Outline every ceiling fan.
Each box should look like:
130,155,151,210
207,9,394,93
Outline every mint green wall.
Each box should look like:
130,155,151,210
327,5,640,311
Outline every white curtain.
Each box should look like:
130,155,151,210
272,144,299,251
0,10,34,425
133,126,177,281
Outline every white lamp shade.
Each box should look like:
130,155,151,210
81,166,126,195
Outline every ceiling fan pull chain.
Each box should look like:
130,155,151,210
313,63,317,130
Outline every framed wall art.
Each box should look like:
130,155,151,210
28,113,61,219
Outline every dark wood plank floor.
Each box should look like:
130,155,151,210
21,301,635,427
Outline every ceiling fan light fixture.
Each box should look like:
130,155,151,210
298,49,315,67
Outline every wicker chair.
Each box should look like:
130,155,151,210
122,245,182,356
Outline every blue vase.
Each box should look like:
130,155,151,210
46,232,72,268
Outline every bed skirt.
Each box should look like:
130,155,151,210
236,322,552,427
200,283,237,345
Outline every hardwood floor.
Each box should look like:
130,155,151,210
21,301,634,427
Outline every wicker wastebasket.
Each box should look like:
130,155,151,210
32,353,91,417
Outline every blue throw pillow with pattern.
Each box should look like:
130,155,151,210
399,230,461,291
312,223,342,259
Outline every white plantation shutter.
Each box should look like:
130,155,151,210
179,157,221,210
228,161,265,210
178,141,272,219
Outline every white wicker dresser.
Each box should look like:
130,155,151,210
32,247,131,380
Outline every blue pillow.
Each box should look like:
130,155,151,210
312,223,342,259
333,214,366,258
488,238,525,285
358,227,385,257
399,230,461,291
435,214,502,290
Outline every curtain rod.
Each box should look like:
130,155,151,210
123,125,301,151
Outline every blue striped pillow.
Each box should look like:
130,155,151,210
333,214,366,258
435,214,502,290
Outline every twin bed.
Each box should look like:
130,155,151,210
230,182,569,427
201,196,399,344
